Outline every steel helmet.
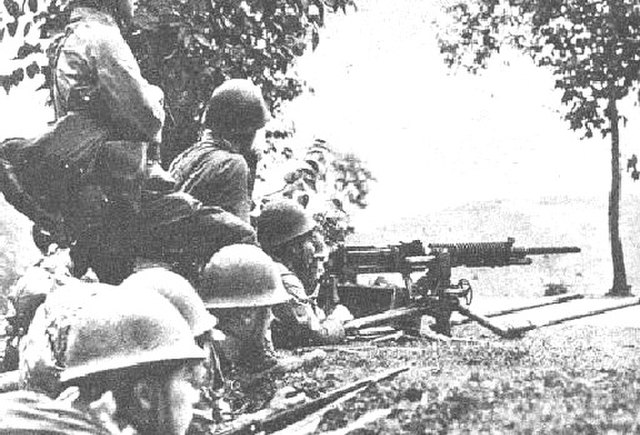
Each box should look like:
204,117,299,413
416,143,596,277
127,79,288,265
203,79,270,133
59,288,205,383
257,199,316,249
120,267,217,338
199,244,290,309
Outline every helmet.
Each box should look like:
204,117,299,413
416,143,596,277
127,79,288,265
203,79,270,133
257,199,315,249
59,288,205,383
120,268,217,338
199,244,290,309
18,282,116,394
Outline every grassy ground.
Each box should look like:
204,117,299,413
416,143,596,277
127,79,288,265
217,322,640,434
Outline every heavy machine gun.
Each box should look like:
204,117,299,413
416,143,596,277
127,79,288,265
320,237,581,337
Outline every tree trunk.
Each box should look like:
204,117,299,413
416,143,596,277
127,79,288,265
606,96,631,296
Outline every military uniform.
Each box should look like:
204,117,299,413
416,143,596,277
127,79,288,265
54,7,165,142
0,390,114,435
257,199,351,347
170,134,253,223
0,5,167,282
271,262,345,348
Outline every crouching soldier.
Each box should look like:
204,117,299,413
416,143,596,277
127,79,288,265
198,244,291,374
9,287,205,435
120,268,228,422
169,79,270,223
256,199,353,348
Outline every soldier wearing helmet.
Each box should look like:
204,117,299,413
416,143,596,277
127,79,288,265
256,199,353,348
198,244,291,373
121,267,229,421
0,0,174,284
15,285,204,435
169,79,270,223
59,288,205,435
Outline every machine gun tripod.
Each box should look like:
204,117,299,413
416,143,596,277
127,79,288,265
318,237,581,338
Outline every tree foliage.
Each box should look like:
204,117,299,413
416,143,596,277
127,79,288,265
0,0,356,161
254,125,375,247
438,0,640,140
436,0,637,294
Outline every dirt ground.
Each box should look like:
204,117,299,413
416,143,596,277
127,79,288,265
213,316,640,434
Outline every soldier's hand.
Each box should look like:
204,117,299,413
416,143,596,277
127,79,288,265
326,304,354,323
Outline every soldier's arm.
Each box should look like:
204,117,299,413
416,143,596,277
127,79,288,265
273,267,345,346
94,29,165,142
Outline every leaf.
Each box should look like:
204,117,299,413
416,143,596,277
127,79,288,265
282,146,293,159
627,155,638,172
304,177,317,191
25,61,40,78
7,21,18,37
0,76,9,93
15,42,41,59
4,0,20,18
27,0,36,12
23,21,31,37
10,67,24,85
297,193,309,208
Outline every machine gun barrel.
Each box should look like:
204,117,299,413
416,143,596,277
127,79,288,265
427,237,581,267
519,246,581,255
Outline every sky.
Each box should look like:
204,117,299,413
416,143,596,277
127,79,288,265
281,0,640,222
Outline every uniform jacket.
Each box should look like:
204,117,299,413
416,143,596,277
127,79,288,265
169,133,252,223
0,6,165,244
271,262,335,347
54,6,164,142
0,390,114,434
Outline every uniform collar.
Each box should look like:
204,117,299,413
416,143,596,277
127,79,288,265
199,129,238,153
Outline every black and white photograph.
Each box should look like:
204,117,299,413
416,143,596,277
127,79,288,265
1,0,639,433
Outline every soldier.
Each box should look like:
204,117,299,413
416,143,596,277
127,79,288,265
18,281,113,396
0,0,170,283
10,288,204,435
61,288,204,435
256,199,353,348
169,79,270,223
120,268,228,420
20,270,219,396
198,244,291,373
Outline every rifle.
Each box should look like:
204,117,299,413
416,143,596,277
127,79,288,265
319,237,581,337
217,365,409,435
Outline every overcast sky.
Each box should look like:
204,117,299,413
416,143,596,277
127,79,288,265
284,0,640,221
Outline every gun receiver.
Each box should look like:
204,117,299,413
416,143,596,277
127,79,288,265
322,237,581,337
